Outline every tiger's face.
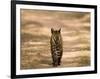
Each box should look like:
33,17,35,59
51,28,61,36
51,28,61,42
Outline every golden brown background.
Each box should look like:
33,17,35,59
20,9,90,69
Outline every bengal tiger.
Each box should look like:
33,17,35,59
50,28,63,67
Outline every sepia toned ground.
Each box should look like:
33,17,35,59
20,9,90,69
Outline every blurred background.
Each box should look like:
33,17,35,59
20,9,90,69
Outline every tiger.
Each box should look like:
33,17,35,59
50,28,63,67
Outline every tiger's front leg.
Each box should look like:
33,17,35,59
58,57,61,65
52,54,59,67
58,51,63,66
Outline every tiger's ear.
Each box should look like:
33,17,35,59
58,28,61,32
51,28,54,33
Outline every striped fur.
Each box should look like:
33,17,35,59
50,28,63,67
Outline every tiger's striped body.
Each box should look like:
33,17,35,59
50,28,63,67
